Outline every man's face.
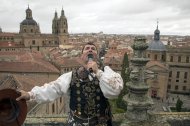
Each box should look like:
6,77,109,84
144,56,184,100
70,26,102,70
81,44,98,62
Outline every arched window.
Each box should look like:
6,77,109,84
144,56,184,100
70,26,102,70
154,54,157,60
169,71,172,77
60,97,62,103
170,56,173,62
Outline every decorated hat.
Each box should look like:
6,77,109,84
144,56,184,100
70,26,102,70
0,89,27,126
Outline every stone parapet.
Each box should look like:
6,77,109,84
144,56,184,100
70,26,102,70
24,112,190,126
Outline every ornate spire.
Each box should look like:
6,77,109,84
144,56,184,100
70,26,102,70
26,5,32,19
154,19,160,41
0,27,2,33
54,10,58,19
61,7,65,16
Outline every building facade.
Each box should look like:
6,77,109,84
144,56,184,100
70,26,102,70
0,6,69,52
146,24,190,100
166,47,190,94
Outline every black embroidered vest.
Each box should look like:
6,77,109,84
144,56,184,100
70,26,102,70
69,68,109,118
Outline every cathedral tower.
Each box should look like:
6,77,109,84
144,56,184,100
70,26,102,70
52,11,59,34
58,8,68,35
52,8,68,44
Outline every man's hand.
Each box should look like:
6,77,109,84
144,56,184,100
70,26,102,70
87,61,99,74
16,90,30,101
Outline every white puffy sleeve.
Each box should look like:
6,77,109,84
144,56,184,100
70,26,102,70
29,71,72,103
96,66,123,99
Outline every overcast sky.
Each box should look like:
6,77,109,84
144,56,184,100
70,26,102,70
1,0,190,35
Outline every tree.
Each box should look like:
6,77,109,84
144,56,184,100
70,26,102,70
176,98,183,112
116,52,130,110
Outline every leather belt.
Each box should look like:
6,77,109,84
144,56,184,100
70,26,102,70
73,115,98,126
70,110,108,126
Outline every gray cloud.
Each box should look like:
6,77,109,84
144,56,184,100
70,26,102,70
1,0,190,35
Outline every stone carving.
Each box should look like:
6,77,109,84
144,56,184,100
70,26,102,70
123,37,153,123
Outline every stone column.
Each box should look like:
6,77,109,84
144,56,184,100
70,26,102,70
122,37,153,124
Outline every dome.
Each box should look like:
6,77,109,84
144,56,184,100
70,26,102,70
20,19,37,25
147,40,166,51
147,22,166,51
20,6,37,25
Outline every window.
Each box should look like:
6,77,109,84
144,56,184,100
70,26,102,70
183,86,186,91
148,54,150,58
154,55,157,60
175,85,178,90
169,71,172,77
184,72,188,79
168,79,171,82
52,103,55,113
178,56,181,62
170,56,173,62
184,80,187,83
168,84,171,89
32,40,35,45
162,55,165,61
42,41,45,45
186,56,189,63
31,29,33,33
176,71,180,78
60,97,62,103
176,80,179,82
24,29,26,32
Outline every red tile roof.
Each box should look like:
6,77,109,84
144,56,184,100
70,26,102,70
0,61,59,73
0,74,21,90
14,74,54,91
0,74,57,91
55,57,81,67
0,51,59,73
